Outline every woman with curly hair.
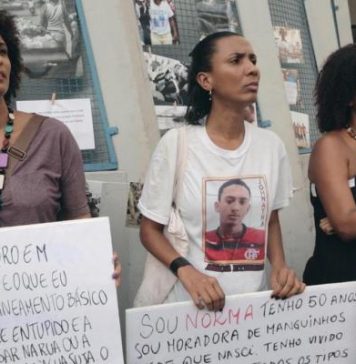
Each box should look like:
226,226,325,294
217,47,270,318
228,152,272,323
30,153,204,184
0,10,121,284
303,44,356,284
0,9,89,224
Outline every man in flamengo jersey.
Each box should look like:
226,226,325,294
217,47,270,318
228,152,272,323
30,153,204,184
205,178,265,272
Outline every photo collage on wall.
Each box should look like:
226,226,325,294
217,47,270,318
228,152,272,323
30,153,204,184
129,1,242,225
1,0,120,171
133,0,242,135
273,25,310,151
0,0,83,80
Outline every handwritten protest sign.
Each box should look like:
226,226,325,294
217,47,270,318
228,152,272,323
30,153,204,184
0,217,124,364
126,282,356,364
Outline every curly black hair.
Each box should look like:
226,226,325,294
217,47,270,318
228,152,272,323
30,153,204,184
0,10,23,105
315,44,356,132
184,31,242,125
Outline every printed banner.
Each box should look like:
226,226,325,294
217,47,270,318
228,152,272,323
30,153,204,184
17,98,95,150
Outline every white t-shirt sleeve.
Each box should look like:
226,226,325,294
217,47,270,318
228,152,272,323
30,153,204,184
272,138,293,210
138,129,178,225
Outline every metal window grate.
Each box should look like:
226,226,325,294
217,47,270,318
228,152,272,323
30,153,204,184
149,0,242,66
135,0,278,129
4,0,118,171
268,0,320,152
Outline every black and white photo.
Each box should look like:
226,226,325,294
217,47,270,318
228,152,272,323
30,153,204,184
1,0,83,79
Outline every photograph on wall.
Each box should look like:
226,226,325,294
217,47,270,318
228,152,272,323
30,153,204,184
273,26,303,64
291,111,310,149
282,68,300,105
17,98,95,150
133,1,241,133
86,180,103,218
133,0,180,48
195,0,239,39
126,182,144,227
0,0,83,79
203,177,268,271
155,105,186,134
144,52,188,105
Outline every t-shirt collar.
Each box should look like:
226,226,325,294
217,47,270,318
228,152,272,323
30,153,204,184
201,120,252,158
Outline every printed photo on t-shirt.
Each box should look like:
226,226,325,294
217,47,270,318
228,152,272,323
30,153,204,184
202,176,268,271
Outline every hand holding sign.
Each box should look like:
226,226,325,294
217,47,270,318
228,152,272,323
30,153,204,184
178,264,225,311
127,283,356,364
270,265,306,299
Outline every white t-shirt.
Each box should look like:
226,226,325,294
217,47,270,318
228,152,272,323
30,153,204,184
149,0,174,35
138,122,293,302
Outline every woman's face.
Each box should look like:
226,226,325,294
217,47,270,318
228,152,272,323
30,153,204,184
202,36,260,107
0,36,11,100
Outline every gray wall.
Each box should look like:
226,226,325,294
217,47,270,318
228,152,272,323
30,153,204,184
335,0,353,45
81,0,158,334
306,0,352,70
349,0,356,23
305,0,339,69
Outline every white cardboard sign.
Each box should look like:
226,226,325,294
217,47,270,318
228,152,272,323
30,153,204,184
126,282,356,364
0,217,124,364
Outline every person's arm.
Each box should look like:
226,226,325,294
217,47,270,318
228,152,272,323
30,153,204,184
67,212,91,219
53,119,90,220
60,197,90,220
169,17,179,44
60,0,73,37
310,135,356,240
140,216,225,311
267,210,305,298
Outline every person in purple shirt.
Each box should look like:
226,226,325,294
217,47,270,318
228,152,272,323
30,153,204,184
0,10,121,285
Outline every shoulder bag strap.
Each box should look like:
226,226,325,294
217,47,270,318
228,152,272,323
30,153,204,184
7,113,47,176
172,125,187,205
